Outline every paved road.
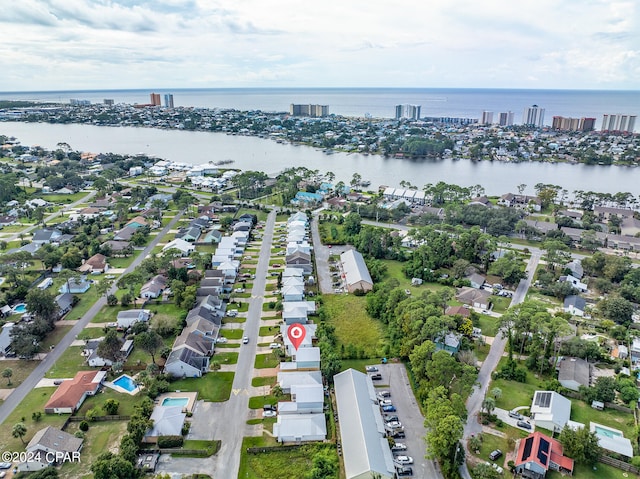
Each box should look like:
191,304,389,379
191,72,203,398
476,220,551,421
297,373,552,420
156,208,277,478
2,190,97,242
459,251,541,479
0,210,184,425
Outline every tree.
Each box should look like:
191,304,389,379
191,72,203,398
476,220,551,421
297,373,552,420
473,463,500,479
95,278,112,298
490,387,502,400
306,449,338,479
91,453,136,479
343,212,362,236
135,331,164,364
2,367,13,386
592,376,616,403
599,296,634,326
558,425,601,465
25,289,58,323
482,396,496,416
96,330,122,362
10,330,40,359
103,398,120,415
12,422,27,444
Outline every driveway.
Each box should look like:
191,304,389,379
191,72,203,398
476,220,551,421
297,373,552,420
494,407,535,433
380,363,443,479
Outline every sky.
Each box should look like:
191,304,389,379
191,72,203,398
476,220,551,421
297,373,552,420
1,0,639,91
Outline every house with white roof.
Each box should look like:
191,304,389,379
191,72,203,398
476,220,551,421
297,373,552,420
277,370,323,394
292,347,320,370
278,383,324,414
273,413,326,443
144,406,186,443
530,391,571,433
282,284,305,302
162,238,195,256
340,249,373,293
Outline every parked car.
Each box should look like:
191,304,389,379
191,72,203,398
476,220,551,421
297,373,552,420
377,390,391,399
234,288,245,293
264,404,276,411
226,310,238,317
263,410,276,418
492,463,504,474
385,421,402,429
379,399,393,407
269,343,280,349
370,373,382,380
384,414,399,423
489,450,502,461
216,337,228,343
396,466,413,477
390,430,405,439
391,443,407,452
382,405,397,412
365,365,379,372
0,463,11,469
509,410,524,420
394,455,413,465
243,336,249,344
517,420,532,430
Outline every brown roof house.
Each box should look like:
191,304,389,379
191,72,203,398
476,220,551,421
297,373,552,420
456,287,491,310
44,370,106,414
18,426,83,472
78,253,109,274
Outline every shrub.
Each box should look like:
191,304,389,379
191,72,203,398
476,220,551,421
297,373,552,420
157,435,184,448
74,431,85,439
79,421,89,431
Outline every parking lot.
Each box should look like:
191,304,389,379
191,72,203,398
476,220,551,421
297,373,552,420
369,363,442,479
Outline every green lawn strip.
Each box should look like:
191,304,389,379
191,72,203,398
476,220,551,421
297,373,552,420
254,353,280,369
471,431,510,464
0,387,65,451
0,359,38,389
215,343,240,348
212,351,239,365
262,302,277,312
64,288,100,321
221,328,244,340
490,359,549,412
45,346,86,378
570,399,635,440
77,327,108,340
222,316,247,324
77,387,148,416
339,359,381,373
251,376,277,387
490,296,511,314
169,372,234,402
547,462,629,479
35,192,87,203
248,393,290,409
38,325,72,352
60,420,128,478
235,292,252,298
474,343,491,363
107,255,136,268
238,438,335,479
259,325,279,337
322,294,386,358
477,314,500,336
178,439,221,457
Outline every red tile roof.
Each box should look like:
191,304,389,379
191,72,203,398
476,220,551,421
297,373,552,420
516,431,574,474
44,370,103,411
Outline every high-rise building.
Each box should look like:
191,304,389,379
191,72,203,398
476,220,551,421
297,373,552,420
289,104,329,117
104,99,114,106
395,104,421,120
150,93,161,106
481,111,494,125
601,114,637,133
522,105,545,127
552,116,596,132
164,94,174,108
498,111,515,126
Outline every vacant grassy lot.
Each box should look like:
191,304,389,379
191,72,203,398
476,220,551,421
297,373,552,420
322,294,385,358
471,432,510,464
61,420,128,479
221,328,244,340
45,346,85,379
212,351,239,365
255,353,280,369
170,372,234,402
238,439,338,479
477,314,500,337
490,358,549,411
251,376,277,387
0,387,65,451
77,387,147,416
39,324,72,352
0,359,39,388
107,255,136,269
65,287,100,321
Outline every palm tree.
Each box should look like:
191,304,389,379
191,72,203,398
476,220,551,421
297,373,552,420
12,422,27,445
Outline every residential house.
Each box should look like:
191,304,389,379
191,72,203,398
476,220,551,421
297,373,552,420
559,274,587,293
530,391,571,433
467,273,486,289
456,287,491,310
176,226,201,243
278,383,324,414
44,370,106,414
19,427,83,472
113,225,138,241
282,324,317,356
59,278,91,294
125,216,149,229
164,348,209,378
498,193,542,211
83,338,133,367
445,305,471,318
630,338,640,365
525,220,558,236
173,330,215,357
140,275,167,299
201,229,222,244
78,253,109,274
292,347,320,370
217,260,240,283
333,369,396,479
435,332,462,355
233,220,252,232
32,228,62,245
277,370,323,394
286,251,313,275
0,323,15,356
282,304,309,325
116,309,151,329
591,422,633,458
340,249,373,293
564,260,584,279
282,284,305,302
563,295,586,317
557,357,591,391
143,406,186,443
101,240,131,255
162,238,195,256
55,293,74,318
514,431,574,479
273,414,327,443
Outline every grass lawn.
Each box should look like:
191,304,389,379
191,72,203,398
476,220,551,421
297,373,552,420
570,399,636,440
548,462,631,479
0,388,66,452
490,358,549,411
39,324,72,352
0,359,38,389
237,208,268,222
478,314,500,337
259,325,279,337
322,294,386,358
77,387,147,416
490,296,511,314
107,256,136,268
474,342,491,364
251,376,276,387
248,393,290,409
61,420,128,479
340,359,383,374
35,192,87,203
65,288,100,321
170,372,234,402
471,432,510,464
255,353,281,369
212,351,239,365
180,439,221,457
525,290,563,308
221,328,244,340
45,346,85,378
238,439,337,479
77,327,107,340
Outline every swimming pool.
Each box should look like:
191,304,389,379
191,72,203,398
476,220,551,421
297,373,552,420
113,375,137,392
12,303,27,314
594,425,622,438
161,397,189,407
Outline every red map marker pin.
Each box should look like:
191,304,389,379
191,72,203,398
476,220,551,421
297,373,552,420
287,324,306,351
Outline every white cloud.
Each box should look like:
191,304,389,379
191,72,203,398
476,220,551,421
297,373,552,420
0,0,638,90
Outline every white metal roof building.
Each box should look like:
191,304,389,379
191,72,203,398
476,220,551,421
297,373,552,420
340,249,373,293
334,369,396,479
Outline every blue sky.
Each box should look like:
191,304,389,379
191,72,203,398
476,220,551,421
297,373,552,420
1,0,639,91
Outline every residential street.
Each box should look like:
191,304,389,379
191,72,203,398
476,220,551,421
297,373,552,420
0,210,183,425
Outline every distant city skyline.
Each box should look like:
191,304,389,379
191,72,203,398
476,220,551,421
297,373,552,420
1,1,638,92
